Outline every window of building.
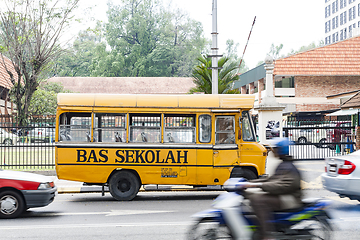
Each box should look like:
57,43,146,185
340,0,347,8
164,114,195,143
326,20,331,33
358,21,360,27
275,77,294,88
349,23,356,36
215,116,235,144
326,0,330,2
349,6,356,20
332,0,339,13
349,0,355,4
340,11,347,25
254,81,258,93
325,5,331,18
332,32,339,42
129,114,161,143
340,28,347,40
358,3,360,16
332,16,339,29
325,35,331,44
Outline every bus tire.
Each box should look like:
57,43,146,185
109,171,140,201
230,168,257,180
241,169,257,180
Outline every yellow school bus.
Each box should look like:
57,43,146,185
55,93,267,200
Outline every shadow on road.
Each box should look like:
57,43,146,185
66,191,222,203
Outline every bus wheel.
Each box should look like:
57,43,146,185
109,171,140,201
241,169,257,180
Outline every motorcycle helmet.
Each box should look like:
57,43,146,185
272,137,292,156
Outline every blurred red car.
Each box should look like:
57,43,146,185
0,169,57,218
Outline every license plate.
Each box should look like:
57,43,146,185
329,165,337,172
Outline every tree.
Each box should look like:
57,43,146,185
91,0,207,77
0,0,79,126
288,40,325,56
50,26,105,77
29,82,71,116
268,43,284,60
189,55,240,94
224,39,249,74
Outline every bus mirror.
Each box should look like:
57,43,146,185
238,129,241,139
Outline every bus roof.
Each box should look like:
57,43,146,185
57,93,255,109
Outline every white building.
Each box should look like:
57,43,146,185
325,0,360,44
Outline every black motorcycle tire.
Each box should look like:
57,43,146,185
188,218,233,240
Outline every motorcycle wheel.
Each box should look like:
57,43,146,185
303,217,332,240
188,219,233,240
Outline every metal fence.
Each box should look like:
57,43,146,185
284,120,356,160
0,115,56,170
0,116,357,169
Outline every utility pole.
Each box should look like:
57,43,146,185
209,0,222,94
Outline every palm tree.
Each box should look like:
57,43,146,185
189,55,240,94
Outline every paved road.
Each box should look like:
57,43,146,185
1,160,360,239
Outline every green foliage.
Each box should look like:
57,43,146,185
65,0,208,77
28,82,72,116
287,40,325,56
257,41,326,66
189,55,240,94
0,0,79,125
49,26,105,77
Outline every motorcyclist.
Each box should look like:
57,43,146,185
244,138,302,240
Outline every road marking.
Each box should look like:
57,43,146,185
297,168,324,173
301,176,323,190
105,210,175,216
29,210,176,217
0,221,190,230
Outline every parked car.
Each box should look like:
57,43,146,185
0,128,18,145
288,126,327,147
322,150,360,201
0,169,57,218
28,127,55,143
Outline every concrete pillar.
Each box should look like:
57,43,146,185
264,57,274,98
249,82,255,94
241,85,247,94
254,56,285,145
258,79,264,103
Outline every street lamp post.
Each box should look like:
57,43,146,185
209,0,222,94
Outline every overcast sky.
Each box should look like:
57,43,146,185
78,0,324,69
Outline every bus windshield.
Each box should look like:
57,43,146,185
241,111,256,141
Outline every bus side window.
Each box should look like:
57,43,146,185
215,116,235,144
129,114,161,143
164,115,195,143
59,113,91,142
94,114,126,143
199,115,211,143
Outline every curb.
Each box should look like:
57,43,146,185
56,183,223,194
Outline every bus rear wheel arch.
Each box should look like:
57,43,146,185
230,167,257,180
108,170,141,201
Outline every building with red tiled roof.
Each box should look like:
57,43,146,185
0,55,16,114
234,35,360,120
48,77,196,94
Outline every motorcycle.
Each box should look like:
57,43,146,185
188,178,332,240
